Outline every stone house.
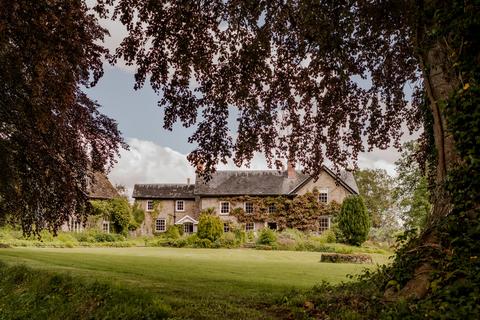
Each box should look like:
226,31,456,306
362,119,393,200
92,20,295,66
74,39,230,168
132,163,359,235
61,172,119,233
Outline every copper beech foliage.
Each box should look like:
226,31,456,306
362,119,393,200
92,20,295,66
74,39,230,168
99,0,423,176
0,1,126,235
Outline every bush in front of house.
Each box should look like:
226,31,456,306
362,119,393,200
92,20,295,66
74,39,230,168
257,228,277,246
163,225,181,240
337,195,371,246
197,213,223,242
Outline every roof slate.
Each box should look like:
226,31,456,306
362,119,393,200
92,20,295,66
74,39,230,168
88,172,119,200
133,184,195,199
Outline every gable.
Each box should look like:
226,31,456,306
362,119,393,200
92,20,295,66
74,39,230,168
293,169,358,203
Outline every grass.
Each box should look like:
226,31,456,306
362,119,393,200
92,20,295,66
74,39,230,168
0,262,170,320
0,247,390,319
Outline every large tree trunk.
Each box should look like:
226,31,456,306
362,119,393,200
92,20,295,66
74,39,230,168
386,40,462,301
422,42,460,220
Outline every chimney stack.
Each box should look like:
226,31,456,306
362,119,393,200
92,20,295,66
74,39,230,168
287,159,296,179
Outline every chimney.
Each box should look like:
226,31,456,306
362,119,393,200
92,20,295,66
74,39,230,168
287,159,296,179
187,178,191,186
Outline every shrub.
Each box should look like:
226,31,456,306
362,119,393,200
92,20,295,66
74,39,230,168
164,225,181,240
94,233,117,243
316,229,336,243
197,213,223,242
171,238,188,248
338,196,371,246
56,233,78,244
217,232,238,248
193,238,212,248
231,224,246,243
257,228,277,246
279,228,305,242
73,232,96,243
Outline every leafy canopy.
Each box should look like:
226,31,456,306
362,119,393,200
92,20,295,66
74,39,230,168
0,0,126,235
99,0,422,176
354,169,394,228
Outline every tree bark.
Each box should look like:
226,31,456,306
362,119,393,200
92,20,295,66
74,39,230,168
421,41,460,220
388,40,462,301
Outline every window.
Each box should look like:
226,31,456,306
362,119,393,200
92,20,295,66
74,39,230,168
319,189,328,203
267,222,277,230
147,200,154,211
220,202,230,214
319,216,330,233
224,223,230,233
155,218,166,232
184,222,194,234
244,202,254,214
102,221,110,234
176,200,185,211
72,219,82,233
245,222,254,232
268,203,276,214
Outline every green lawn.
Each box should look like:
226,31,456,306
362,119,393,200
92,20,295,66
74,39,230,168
0,247,389,319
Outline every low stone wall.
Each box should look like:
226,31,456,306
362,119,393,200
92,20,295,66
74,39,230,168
320,253,373,264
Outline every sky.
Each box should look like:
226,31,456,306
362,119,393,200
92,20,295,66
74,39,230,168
86,16,418,196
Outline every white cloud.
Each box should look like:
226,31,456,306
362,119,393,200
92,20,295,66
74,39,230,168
358,149,398,176
108,138,195,198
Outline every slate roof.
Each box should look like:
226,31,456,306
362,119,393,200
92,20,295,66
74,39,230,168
194,170,310,196
88,172,119,200
133,184,195,199
132,166,358,199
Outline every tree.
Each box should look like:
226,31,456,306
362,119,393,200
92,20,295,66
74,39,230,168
338,195,370,246
0,0,126,235
354,169,394,228
197,212,223,242
393,141,432,230
102,1,479,299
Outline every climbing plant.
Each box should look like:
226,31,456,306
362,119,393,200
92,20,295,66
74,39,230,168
227,192,341,232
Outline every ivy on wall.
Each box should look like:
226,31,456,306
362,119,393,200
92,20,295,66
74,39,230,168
225,190,341,232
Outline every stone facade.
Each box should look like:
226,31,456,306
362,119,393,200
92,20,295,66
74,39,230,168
132,165,359,235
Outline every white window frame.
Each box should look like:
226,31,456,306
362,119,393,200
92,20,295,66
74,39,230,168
176,200,185,212
147,200,154,211
220,202,230,215
184,222,194,234
245,222,255,232
318,216,331,233
155,218,166,232
223,223,230,233
244,202,254,214
102,220,110,234
319,188,329,203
